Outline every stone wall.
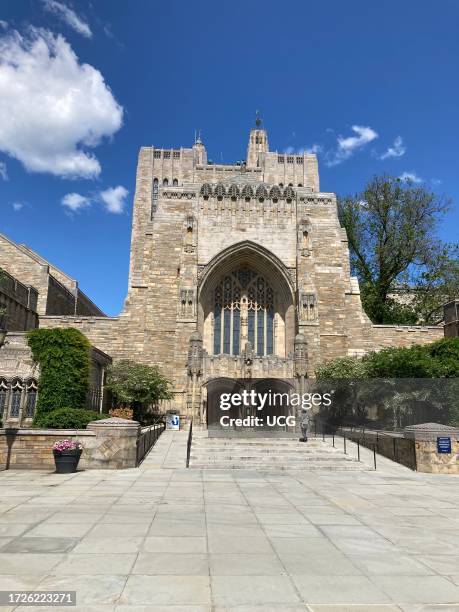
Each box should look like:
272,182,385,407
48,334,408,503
0,419,163,470
371,325,443,350
0,268,38,332
404,423,459,474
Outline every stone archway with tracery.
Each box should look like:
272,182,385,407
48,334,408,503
198,242,295,360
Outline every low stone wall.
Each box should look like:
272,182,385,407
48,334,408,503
0,418,162,471
405,423,459,474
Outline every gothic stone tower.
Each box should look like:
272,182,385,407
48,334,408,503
40,118,443,423
118,118,442,421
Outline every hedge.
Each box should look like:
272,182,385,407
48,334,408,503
34,408,108,429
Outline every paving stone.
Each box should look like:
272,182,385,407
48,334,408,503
38,574,126,606
372,575,459,604
211,575,300,606
207,533,273,554
143,536,207,553
1,537,78,554
209,553,284,576
52,553,136,575
132,553,209,575
120,575,211,605
291,575,391,604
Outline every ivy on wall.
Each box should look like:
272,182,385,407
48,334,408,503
27,328,91,423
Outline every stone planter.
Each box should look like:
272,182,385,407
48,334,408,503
53,448,82,474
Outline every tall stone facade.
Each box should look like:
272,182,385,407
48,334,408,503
39,120,443,423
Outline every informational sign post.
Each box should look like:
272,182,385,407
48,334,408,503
437,436,452,454
166,411,180,430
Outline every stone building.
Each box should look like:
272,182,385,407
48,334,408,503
0,233,105,320
0,235,110,426
37,118,443,426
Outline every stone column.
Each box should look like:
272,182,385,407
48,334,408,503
85,417,141,469
187,331,203,425
404,422,459,474
293,333,308,432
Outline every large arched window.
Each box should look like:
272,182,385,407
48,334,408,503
213,267,274,356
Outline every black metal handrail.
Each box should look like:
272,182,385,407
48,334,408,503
312,417,417,471
186,419,193,468
136,419,165,466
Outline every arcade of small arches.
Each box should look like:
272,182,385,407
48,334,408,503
0,377,38,423
199,183,298,203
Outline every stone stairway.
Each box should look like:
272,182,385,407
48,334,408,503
189,435,367,471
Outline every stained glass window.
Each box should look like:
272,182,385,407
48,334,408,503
10,382,23,418
213,267,274,356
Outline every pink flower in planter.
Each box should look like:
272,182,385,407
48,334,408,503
53,439,83,452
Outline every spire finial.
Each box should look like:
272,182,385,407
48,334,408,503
255,110,262,128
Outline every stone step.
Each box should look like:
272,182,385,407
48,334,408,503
189,436,366,471
190,462,365,471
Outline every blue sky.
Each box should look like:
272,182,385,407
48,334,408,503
1,0,458,315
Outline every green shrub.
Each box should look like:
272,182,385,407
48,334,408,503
34,408,108,429
27,328,91,424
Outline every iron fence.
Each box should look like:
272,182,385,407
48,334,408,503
136,421,165,466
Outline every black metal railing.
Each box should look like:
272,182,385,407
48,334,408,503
312,417,417,471
136,420,165,466
186,419,193,468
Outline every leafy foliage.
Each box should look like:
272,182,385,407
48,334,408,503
315,356,368,379
315,338,459,427
338,175,458,324
106,359,172,423
27,328,91,423
34,408,108,429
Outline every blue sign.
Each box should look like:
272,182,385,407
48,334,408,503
437,437,451,454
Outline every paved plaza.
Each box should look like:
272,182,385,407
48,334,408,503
0,431,459,611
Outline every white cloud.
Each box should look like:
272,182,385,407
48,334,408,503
99,185,128,214
0,29,123,179
326,125,378,166
12,202,23,211
0,21,8,30
284,144,322,155
399,171,423,183
61,192,91,211
0,161,7,180
305,144,322,155
42,0,92,38
380,135,406,160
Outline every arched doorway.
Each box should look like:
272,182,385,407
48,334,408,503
206,377,295,433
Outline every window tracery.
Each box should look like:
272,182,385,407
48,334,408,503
213,267,274,356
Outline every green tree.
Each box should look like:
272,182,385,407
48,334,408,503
105,359,172,423
338,175,458,324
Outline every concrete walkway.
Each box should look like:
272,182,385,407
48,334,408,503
0,429,458,610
